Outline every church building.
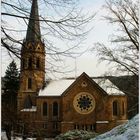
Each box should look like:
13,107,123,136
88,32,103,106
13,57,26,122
17,0,128,138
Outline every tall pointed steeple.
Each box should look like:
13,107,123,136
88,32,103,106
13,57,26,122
18,0,45,112
26,0,41,42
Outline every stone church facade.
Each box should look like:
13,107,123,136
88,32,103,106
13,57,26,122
17,0,128,138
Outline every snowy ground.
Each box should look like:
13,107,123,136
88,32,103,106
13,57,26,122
90,115,139,140
1,131,8,140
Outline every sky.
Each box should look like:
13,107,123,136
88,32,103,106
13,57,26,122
1,0,115,79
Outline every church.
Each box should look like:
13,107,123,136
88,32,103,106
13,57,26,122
17,0,128,138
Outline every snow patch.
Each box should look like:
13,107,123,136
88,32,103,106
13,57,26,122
96,121,109,124
21,106,37,112
1,131,8,140
90,114,139,140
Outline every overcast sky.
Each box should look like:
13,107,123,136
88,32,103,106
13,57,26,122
1,0,115,79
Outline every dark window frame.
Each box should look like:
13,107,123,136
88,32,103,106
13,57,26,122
43,123,47,129
113,100,119,116
28,78,32,89
28,57,32,68
122,101,125,115
43,102,48,116
53,102,58,116
53,122,58,129
36,58,40,68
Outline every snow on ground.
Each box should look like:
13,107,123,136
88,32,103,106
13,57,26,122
90,115,139,140
12,137,36,140
1,131,8,140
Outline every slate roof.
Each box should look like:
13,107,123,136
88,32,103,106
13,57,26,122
26,0,41,42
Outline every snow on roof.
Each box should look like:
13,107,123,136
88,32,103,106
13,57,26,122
93,78,125,95
96,121,109,124
21,106,37,112
38,77,125,97
39,79,74,96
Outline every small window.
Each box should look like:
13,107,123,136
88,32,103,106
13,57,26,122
28,78,32,89
82,125,84,130
43,102,48,116
85,125,88,131
53,102,58,116
81,81,87,87
90,124,94,131
53,122,58,129
113,100,119,116
74,124,76,129
43,123,47,129
74,124,79,129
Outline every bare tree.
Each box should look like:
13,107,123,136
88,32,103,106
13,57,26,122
1,0,95,73
90,0,139,118
91,0,138,76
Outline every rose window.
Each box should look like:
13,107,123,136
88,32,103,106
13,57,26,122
73,92,95,114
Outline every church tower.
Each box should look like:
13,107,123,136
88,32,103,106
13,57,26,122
18,0,45,111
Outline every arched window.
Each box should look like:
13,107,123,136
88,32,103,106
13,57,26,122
28,78,32,89
53,102,58,116
122,101,125,115
113,100,119,116
28,57,32,68
36,58,40,68
43,102,48,116
24,95,32,108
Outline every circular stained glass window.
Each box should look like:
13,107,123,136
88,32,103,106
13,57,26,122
73,92,95,114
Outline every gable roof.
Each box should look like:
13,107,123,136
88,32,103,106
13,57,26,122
61,72,108,96
38,72,125,97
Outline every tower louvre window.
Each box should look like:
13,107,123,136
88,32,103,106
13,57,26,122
28,57,32,68
28,78,32,89
36,58,40,68
43,102,48,116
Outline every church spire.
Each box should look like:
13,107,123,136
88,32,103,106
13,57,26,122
26,0,41,42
